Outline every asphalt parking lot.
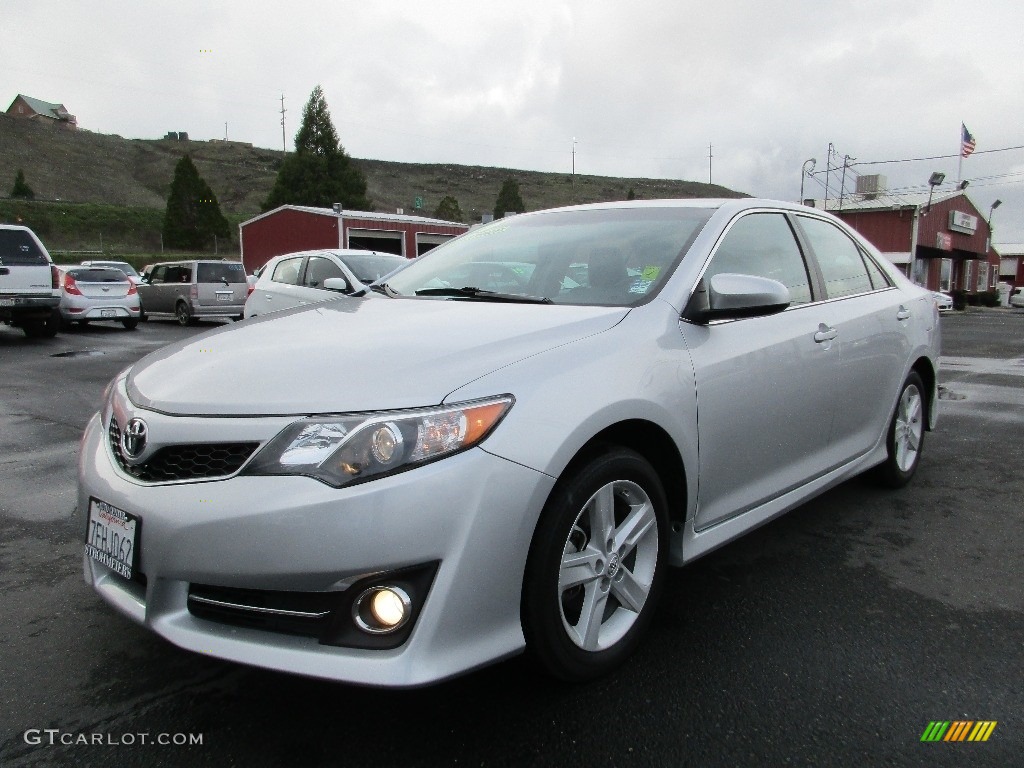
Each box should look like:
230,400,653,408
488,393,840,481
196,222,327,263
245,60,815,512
1,310,1022,767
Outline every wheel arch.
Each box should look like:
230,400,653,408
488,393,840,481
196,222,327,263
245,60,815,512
910,355,937,431
537,418,688,563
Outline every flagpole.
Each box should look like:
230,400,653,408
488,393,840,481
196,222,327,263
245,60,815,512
957,122,963,183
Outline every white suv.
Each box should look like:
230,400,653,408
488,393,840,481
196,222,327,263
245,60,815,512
0,225,61,337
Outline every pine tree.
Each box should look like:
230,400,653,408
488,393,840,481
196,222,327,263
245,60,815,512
10,169,35,200
263,85,370,211
162,155,230,250
434,195,463,223
493,178,526,218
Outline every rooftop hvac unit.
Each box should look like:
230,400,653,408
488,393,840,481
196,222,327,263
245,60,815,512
856,174,887,199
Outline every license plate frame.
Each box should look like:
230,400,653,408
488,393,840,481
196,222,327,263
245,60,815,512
85,498,141,581
100,309,117,318
216,293,232,302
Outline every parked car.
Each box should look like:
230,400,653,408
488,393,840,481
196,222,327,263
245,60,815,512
244,250,407,318
932,290,953,312
80,199,939,687
0,224,61,338
1010,287,1024,308
136,259,247,325
55,265,140,330
81,260,143,285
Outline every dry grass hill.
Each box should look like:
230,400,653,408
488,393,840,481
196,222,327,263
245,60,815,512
0,112,745,255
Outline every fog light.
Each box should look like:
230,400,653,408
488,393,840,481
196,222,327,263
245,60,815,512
354,585,412,633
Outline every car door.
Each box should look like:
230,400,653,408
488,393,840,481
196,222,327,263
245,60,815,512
679,211,840,531
794,214,912,461
139,264,170,313
249,255,307,315
298,254,352,303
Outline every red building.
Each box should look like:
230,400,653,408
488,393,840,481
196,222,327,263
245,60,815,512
5,94,77,129
828,190,998,294
239,205,469,274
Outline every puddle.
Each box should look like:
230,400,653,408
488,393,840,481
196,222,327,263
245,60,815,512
937,386,966,401
50,349,106,358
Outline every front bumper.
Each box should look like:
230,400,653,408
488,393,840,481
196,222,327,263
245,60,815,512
78,411,554,686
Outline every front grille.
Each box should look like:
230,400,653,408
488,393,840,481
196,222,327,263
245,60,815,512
108,418,259,483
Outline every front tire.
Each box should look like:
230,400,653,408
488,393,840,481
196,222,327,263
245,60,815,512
874,372,926,488
522,447,668,682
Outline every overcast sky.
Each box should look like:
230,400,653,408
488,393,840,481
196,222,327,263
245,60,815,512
5,0,1024,242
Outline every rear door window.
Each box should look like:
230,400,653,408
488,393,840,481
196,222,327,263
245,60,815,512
0,229,47,266
797,216,873,299
271,257,303,285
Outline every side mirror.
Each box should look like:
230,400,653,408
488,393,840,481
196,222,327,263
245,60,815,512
684,273,790,323
323,277,352,294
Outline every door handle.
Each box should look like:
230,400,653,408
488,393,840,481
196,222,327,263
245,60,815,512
896,306,911,321
813,324,838,343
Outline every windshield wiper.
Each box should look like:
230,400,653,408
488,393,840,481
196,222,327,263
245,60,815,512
359,282,401,298
414,286,553,304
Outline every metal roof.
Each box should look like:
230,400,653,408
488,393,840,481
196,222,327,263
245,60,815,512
994,243,1024,257
241,204,468,229
12,94,69,120
824,189,965,213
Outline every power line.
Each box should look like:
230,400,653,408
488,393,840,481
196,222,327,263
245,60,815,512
852,144,1024,166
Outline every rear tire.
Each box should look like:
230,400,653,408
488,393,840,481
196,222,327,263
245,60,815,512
874,372,926,488
175,301,193,327
23,310,60,338
522,447,668,682
122,318,139,330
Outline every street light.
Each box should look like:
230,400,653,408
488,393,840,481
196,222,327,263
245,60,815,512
799,158,816,204
924,171,945,215
986,199,1002,252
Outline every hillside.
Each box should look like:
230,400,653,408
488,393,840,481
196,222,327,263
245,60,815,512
0,113,745,252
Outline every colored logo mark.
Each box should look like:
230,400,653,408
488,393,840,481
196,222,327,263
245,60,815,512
920,721,997,742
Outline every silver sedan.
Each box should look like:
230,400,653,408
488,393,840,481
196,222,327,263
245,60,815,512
57,266,141,329
78,199,938,686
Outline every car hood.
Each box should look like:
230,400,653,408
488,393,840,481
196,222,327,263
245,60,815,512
127,297,628,415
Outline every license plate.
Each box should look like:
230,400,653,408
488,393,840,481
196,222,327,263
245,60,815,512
0,298,14,307
216,293,231,302
101,309,116,318
85,498,140,580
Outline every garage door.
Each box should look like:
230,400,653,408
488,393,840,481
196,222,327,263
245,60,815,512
346,229,404,256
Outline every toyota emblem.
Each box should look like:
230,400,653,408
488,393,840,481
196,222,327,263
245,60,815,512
120,418,148,460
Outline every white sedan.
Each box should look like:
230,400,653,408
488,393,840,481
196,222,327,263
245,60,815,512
932,291,953,312
244,249,407,318
1010,287,1024,308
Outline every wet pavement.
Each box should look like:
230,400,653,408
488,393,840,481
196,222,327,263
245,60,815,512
1,310,1021,767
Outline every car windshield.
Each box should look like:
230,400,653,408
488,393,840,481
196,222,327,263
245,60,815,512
68,268,129,282
385,206,715,306
338,253,407,284
197,262,246,283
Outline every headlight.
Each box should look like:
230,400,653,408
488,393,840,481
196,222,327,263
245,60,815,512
243,396,514,487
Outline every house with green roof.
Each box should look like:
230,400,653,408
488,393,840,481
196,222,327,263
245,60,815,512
5,94,77,129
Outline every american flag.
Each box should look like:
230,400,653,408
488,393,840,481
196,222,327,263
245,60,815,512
961,124,977,158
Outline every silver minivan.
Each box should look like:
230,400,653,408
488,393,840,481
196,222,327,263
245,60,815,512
137,260,247,325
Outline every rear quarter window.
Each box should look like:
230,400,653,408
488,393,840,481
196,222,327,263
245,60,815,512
0,230,48,266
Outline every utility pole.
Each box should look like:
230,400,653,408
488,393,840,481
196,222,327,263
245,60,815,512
279,94,287,157
824,143,835,207
224,122,228,141
571,137,577,183
708,144,713,184
838,154,854,211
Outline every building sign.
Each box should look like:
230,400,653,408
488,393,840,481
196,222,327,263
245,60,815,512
936,232,953,251
948,211,978,234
